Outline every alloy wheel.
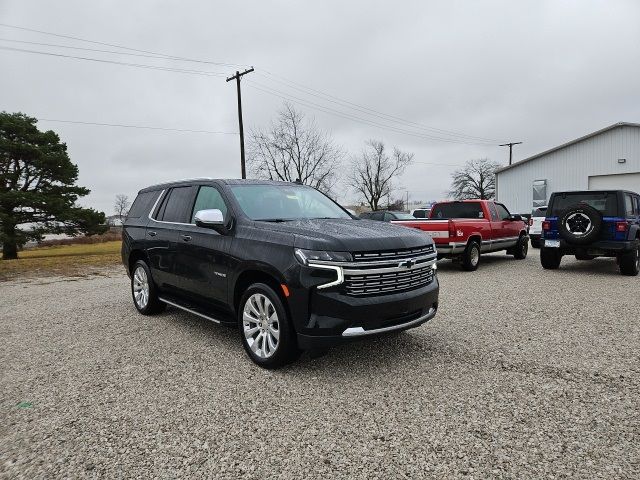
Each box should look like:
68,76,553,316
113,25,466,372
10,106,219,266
243,293,280,359
133,266,150,309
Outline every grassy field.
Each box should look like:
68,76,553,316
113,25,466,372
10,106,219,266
0,241,122,280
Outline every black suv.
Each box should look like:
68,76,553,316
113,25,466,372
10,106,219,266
540,190,640,275
122,179,439,368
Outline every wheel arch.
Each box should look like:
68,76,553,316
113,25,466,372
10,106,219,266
128,249,150,275
233,267,291,321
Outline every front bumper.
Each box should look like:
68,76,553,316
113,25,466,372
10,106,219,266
295,277,439,349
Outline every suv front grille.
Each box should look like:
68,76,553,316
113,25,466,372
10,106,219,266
352,245,434,262
344,264,434,296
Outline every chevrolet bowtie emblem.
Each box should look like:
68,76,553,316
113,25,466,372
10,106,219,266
399,258,416,268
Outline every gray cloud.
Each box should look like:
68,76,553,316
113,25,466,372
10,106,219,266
1,0,638,213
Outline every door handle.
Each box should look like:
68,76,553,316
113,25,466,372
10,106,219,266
181,235,192,242
147,231,157,237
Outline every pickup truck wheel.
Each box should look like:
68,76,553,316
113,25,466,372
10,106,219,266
540,247,562,269
131,260,166,315
239,283,300,368
530,238,541,249
461,241,481,271
513,235,528,259
619,244,640,276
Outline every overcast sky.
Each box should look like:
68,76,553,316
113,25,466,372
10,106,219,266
1,0,638,214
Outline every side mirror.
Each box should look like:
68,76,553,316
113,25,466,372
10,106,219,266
194,209,225,229
509,214,522,221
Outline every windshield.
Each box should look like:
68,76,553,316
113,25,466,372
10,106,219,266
431,202,485,219
230,184,351,221
550,192,617,216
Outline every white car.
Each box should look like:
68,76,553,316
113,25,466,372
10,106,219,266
529,206,547,248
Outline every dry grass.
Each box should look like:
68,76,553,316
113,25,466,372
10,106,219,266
0,241,123,281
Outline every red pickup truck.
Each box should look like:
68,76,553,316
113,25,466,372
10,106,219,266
392,200,529,270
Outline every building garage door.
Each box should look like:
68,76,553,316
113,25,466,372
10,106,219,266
588,173,640,193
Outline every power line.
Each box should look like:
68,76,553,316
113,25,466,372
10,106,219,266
499,141,523,165
0,46,226,77
247,81,496,145
36,118,237,134
0,23,501,144
0,38,229,65
258,70,500,143
0,22,246,68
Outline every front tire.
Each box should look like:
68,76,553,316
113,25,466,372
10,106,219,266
619,244,640,276
131,260,166,315
461,241,481,271
238,283,300,368
540,247,562,269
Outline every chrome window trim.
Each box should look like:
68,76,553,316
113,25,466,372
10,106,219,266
342,307,436,337
147,188,197,226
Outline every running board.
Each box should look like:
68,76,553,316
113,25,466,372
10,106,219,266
158,297,221,324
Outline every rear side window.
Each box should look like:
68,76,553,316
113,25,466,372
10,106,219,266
371,212,384,221
191,186,228,223
624,194,634,216
413,209,426,218
431,202,484,219
158,186,195,223
549,192,617,216
531,207,547,217
127,191,160,218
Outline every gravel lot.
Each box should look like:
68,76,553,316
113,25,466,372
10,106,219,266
1,253,639,479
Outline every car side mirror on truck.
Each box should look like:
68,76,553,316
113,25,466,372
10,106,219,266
194,209,229,234
509,214,523,221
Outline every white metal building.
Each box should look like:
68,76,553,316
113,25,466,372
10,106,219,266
495,122,640,213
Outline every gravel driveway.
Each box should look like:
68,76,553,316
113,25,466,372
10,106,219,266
1,253,638,479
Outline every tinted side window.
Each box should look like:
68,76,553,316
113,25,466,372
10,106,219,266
495,203,510,221
128,191,160,218
624,194,634,217
191,186,228,223
371,212,384,221
635,196,640,216
160,186,195,223
383,212,394,222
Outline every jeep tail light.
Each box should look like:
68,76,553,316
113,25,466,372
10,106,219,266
616,221,628,233
528,218,533,226
542,221,551,231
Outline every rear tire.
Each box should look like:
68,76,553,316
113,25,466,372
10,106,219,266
461,241,481,271
619,244,640,276
238,283,301,369
513,235,528,260
540,247,562,269
530,239,541,249
131,260,166,315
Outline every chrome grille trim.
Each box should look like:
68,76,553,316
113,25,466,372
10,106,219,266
344,262,435,296
352,245,435,261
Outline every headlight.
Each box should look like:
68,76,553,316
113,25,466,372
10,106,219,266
294,248,352,265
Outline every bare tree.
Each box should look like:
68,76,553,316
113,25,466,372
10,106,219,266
114,194,130,220
349,140,414,211
248,103,344,194
448,158,502,200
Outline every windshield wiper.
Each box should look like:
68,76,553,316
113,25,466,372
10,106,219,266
257,218,291,223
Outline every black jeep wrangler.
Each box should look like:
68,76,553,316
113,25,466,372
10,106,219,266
540,190,640,276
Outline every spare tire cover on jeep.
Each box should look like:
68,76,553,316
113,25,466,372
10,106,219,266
558,204,602,245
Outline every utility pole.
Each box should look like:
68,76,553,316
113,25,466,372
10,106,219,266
499,141,523,166
226,67,254,179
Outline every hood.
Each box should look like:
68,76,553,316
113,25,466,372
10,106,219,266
254,218,433,252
